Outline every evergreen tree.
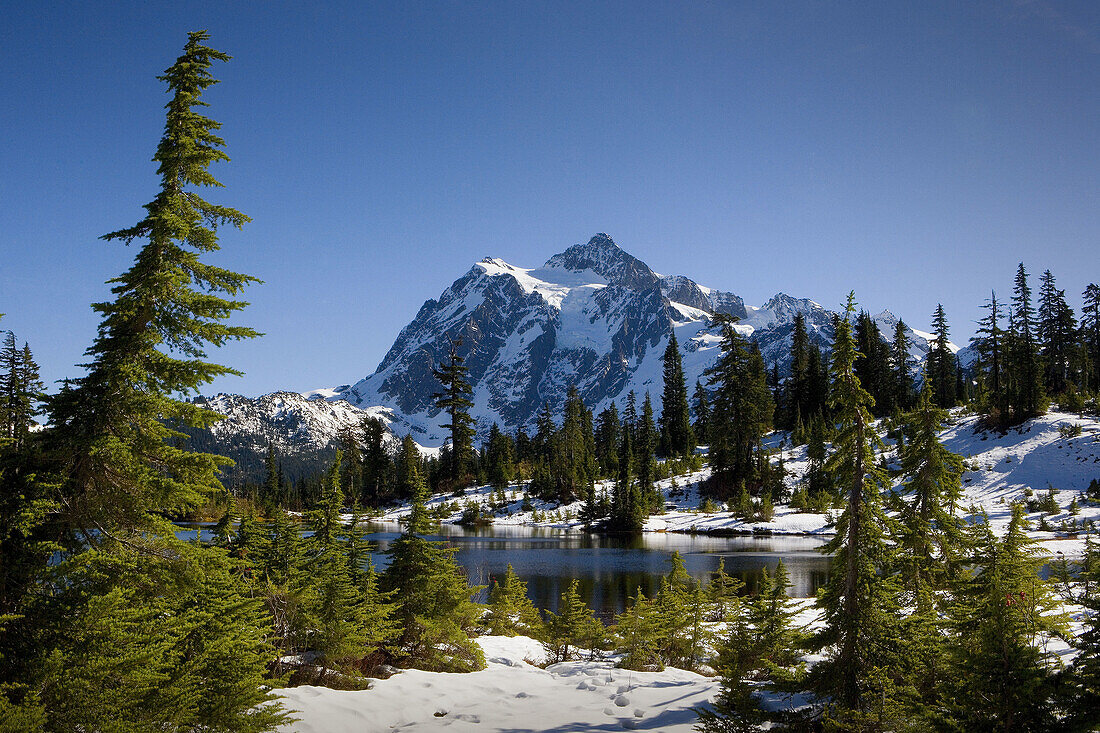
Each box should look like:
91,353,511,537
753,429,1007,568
560,385,597,502
608,426,643,533
381,472,485,672
891,319,913,412
705,558,744,622
636,392,658,511
1037,270,1076,396
0,334,43,450
784,311,812,430
692,381,710,443
854,310,892,416
544,579,603,662
48,31,263,537
893,377,966,596
927,304,957,408
947,506,1066,731
337,425,362,508
1082,283,1100,393
616,587,663,671
705,314,773,498
594,402,621,478
659,331,695,457
810,292,901,722
22,33,285,730
360,415,390,506
485,564,542,637
35,546,287,732
394,433,421,501
971,290,1006,418
1061,533,1100,729
432,338,475,489
807,344,830,420
697,561,799,732
484,422,515,492
261,441,280,512
1005,262,1045,420
0,323,57,717
259,509,312,674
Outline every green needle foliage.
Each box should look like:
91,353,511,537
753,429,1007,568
382,472,485,672
544,579,605,663
946,506,1067,731
49,30,261,541
892,376,967,597
485,564,543,637
3,32,288,730
810,292,903,725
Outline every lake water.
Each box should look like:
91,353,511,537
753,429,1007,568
181,522,830,619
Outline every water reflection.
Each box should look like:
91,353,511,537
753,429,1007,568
177,521,831,620
363,522,830,619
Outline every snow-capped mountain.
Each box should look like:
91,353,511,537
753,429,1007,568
320,234,952,445
181,392,399,484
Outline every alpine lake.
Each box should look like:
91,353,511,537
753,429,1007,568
178,521,830,620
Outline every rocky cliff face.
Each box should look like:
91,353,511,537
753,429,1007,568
319,234,949,445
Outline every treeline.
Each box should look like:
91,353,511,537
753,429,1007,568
246,333,704,535
695,293,1100,730
0,34,301,729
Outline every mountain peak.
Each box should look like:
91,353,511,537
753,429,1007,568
543,233,658,291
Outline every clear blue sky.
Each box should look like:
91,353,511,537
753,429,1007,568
2,1,1097,396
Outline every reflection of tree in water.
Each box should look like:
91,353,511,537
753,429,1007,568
184,521,830,618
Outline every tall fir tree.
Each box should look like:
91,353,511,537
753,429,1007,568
893,377,967,596
692,380,710,444
16,32,286,730
927,304,957,408
432,338,475,489
594,402,621,478
1082,283,1100,393
659,331,695,457
1005,262,1045,420
890,319,913,412
1037,269,1077,396
971,290,1006,418
810,292,901,724
636,392,658,511
705,314,773,498
360,415,390,506
784,311,812,431
608,425,643,533
854,310,893,416
484,422,515,492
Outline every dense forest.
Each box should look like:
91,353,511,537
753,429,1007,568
2,32,1099,732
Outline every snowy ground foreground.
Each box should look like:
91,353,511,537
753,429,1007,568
275,600,1092,733
277,635,720,732
369,410,1100,558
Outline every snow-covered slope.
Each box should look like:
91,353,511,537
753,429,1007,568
373,410,1100,560
278,635,721,733
183,392,402,484
325,234,953,445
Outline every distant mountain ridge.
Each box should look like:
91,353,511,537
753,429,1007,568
308,234,954,445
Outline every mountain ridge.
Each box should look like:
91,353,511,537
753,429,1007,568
320,234,957,444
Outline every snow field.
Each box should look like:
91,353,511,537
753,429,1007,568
277,635,721,732
372,410,1100,559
